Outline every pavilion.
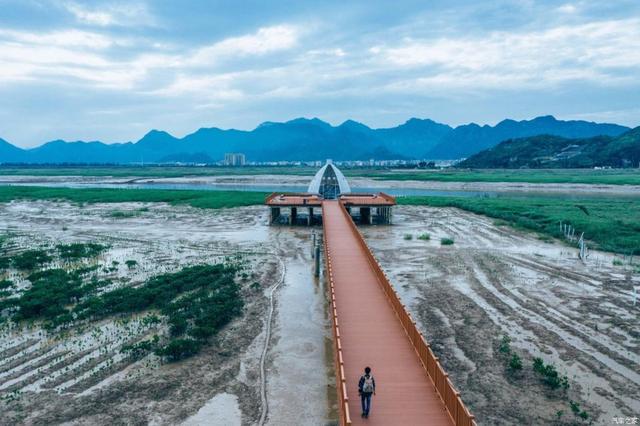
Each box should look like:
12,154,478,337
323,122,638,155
265,160,395,225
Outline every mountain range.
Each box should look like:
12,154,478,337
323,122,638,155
458,127,640,169
0,116,630,164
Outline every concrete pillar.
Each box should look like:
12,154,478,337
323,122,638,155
312,231,316,255
360,207,371,225
290,207,297,225
314,242,320,277
270,207,280,224
308,207,313,226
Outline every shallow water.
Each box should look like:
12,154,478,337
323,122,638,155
264,227,332,426
181,393,242,426
4,176,639,199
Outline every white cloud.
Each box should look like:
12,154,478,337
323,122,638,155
369,18,640,90
64,1,156,27
0,28,113,49
187,25,299,66
1,15,638,108
557,3,579,14
0,28,166,89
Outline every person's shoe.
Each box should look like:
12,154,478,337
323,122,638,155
361,412,365,417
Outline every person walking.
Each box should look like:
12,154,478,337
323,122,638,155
358,366,376,418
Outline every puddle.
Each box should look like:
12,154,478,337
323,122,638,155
181,393,241,426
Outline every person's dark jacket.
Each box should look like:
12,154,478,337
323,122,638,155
358,374,376,395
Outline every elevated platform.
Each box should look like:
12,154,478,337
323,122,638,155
266,192,395,225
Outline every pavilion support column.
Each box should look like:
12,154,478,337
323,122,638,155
270,207,280,224
360,207,371,225
308,207,313,226
290,207,297,225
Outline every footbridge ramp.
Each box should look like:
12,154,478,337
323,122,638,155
322,200,476,426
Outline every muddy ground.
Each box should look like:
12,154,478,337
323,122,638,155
363,206,639,425
0,201,332,426
1,199,638,425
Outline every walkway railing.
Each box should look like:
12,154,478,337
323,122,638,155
335,202,477,426
323,223,353,426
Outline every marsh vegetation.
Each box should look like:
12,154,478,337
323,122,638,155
401,195,640,254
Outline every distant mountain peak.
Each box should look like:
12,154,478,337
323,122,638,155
142,129,173,138
531,115,558,122
339,119,370,131
286,117,330,126
404,117,435,125
0,116,632,164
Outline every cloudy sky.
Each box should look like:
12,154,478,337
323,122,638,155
1,0,639,147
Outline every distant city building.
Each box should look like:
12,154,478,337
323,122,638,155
224,153,246,166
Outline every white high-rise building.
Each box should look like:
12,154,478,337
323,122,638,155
224,153,246,166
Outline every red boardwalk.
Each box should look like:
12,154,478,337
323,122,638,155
323,200,461,426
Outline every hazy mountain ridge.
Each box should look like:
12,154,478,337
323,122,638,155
458,127,640,168
0,116,630,164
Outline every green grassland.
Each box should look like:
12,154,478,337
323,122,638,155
2,166,640,185
399,196,640,254
358,168,640,185
0,185,268,209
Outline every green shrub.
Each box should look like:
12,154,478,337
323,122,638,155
155,338,202,362
612,258,623,266
569,400,589,421
76,264,244,361
109,210,137,218
125,260,138,269
11,249,52,270
508,353,523,371
57,243,107,260
532,357,569,390
440,238,455,246
0,279,14,290
121,336,159,360
498,336,512,354
403,234,413,240
417,233,431,240
7,268,110,324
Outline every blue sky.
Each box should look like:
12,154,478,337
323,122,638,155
1,0,639,147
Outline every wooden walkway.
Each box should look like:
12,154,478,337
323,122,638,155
322,200,455,425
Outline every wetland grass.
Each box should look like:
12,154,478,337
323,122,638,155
0,186,268,210
401,195,640,254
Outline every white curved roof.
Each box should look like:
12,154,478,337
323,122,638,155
307,161,351,196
